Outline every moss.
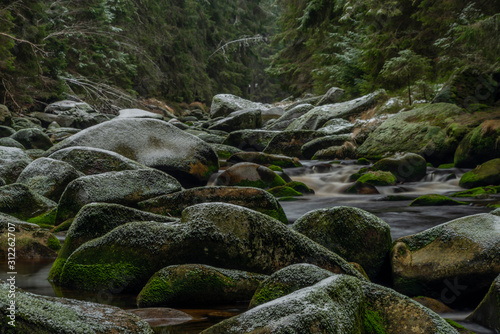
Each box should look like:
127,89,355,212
53,218,73,233
444,319,467,330
438,163,455,168
357,158,371,165
357,171,396,186
251,283,290,306
363,308,387,334
285,181,315,194
47,235,61,251
459,158,500,188
349,167,369,181
451,186,498,198
268,165,283,172
236,174,286,189
268,186,303,198
27,208,57,226
409,194,467,206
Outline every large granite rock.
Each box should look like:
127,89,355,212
138,186,288,223
467,273,500,332
0,184,57,221
371,152,427,182
227,152,301,168
57,203,364,292
48,146,148,175
55,169,182,224
0,282,154,333
223,129,279,151
454,120,500,167
16,157,83,201
263,130,324,158
137,264,268,307
358,103,469,166
49,203,177,283
213,162,286,189
208,108,262,132
45,118,219,187
392,213,500,306
10,128,52,150
459,158,500,188
0,147,31,184
265,104,315,131
210,94,268,118
292,206,392,280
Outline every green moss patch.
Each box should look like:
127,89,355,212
357,171,396,186
409,194,467,206
268,186,303,198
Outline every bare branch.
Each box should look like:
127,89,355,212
208,34,267,60
0,32,47,56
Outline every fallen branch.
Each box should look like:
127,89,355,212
208,34,267,60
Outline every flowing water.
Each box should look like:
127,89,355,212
2,160,497,333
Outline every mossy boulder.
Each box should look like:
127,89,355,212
0,213,60,260
285,181,315,194
0,104,12,126
285,91,383,131
44,118,219,187
227,152,302,168
0,146,32,184
208,143,243,159
249,263,335,308
292,206,392,280
459,158,500,189
214,162,286,189
268,186,303,198
55,169,182,224
137,264,268,308
358,103,469,166
197,132,226,144
210,94,268,118
48,146,147,175
16,158,84,201
262,130,324,158
0,137,25,149
12,116,43,131
410,194,467,206
0,282,154,333
209,108,262,132
49,203,177,283
265,104,315,131
43,100,111,129
454,120,500,167
313,142,357,160
138,186,288,223
223,129,279,151
57,203,364,292
202,275,365,334
466,274,500,332
346,171,396,194
301,134,352,160
318,118,355,135
451,186,500,198
362,282,459,334
10,128,53,150
0,184,57,220
0,125,16,137
372,152,427,182
391,213,500,306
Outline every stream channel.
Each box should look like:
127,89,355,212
1,160,497,333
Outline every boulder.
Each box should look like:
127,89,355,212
261,107,284,123
48,146,148,175
371,152,427,182
203,275,365,334
454,120,500,167
10,128,53,150
223,129,279,151
467,274,500,332
409,194,467,206
265,104,315,131
346,171,397,194
0,125,16,137
117,108,163,119
317,118,354,135
208,143,243,159
268,186,303,198
227,152,301,168
285,90,383,131
301,134,351,159
55,169,182,224
138,186,288,223
392,213,500,306
0,184,57,220
12,117,43,130
137,264,268,307
459,158,500,188
43,100,111,128
213,162,286,189
249,263,335,308
45,118,219,187
208,108,262,132
313,142,357,160
358,103,469,166
57,203,364,292
46,127,81,143
126,308,192,327
197,132,226,144
0,137,25,149
0,283,154,333
210,94,268,118
263,130,324,158
292,206,392,280
316,87,345,106
49,203,178,283
0,213,60,260
16,157,83,201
